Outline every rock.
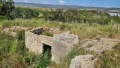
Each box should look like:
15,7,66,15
2,26,27,37
46,67,51,68
11,26,27,32
2,28,17,37
49,28,60,34
2,28,10,34
10,32,17,37
69,55,97,68
0,25,3,29
81,38,120,53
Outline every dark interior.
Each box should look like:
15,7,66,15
31,28,43,35
43,44,51,55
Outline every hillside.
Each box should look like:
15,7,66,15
0,1,120,68
15,2,120,12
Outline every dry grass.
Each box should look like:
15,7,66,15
95,43,120,68
1,18,120,39
0,19,120,68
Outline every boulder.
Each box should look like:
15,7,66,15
0,25,3,29
81,38,120,53
10,32,17,37
10,26,27,32
2,28,10,34
2,26,27,37
69,55,97,68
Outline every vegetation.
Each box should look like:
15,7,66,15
0,30,52,68
0,0,120,68
44,9,120,24
0,18,120,39
12,7,40,19
42,29,53,37
0,18,120,68
0,0,43,20
51,44,95,68
0,0,15,20
95,43,120,68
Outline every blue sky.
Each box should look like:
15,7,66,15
14,0,120,8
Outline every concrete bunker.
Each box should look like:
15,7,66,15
25,27,79,63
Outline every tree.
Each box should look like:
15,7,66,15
0,0,15,20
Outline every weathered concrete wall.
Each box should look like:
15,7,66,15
38,35,53,46
25,28,79,63
25,31,43,54
52,31,79,63
25,27,53,54
52,41,68,63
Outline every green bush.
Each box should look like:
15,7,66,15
44,31,53,37
60,24,66,30
42,29,53,37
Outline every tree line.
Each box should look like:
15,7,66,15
12,7,39,19
0,0,40,20
43,9,120,24
0,0,120,24
0,0,14,19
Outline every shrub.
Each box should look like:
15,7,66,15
44,31,53,37
95,43,120,68
42,29,53,37
60,24,66,30
35,49,51,68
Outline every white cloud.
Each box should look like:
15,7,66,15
59,0,65,4
92,3,96,5
41,0,50,4
41,2,48,4
24,0,28,3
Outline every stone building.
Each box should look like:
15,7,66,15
25,27,79,63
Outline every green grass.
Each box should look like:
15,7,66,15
42,29,53,37
1,18,120,39
0,30,52,68
0,19,120,68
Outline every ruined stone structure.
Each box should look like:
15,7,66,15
25,27,79,63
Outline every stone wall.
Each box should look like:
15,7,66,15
25,27,79,63
52,31,79,63
25,30,43,54
52,40,68,63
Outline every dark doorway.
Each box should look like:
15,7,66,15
43,44,52,57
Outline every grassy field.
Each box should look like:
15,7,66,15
0,19,120,68
1,18,120,39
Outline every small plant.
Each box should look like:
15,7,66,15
44,31,53,37
17,30,25,40
35,49,51,68
95,37,101,41
42,29,53,37
60,24,66,30
86,44,93,48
